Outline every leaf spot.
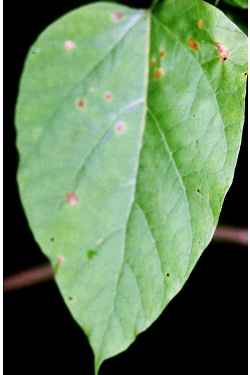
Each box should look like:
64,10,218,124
188,37,199,50
216,43,229,62
159,48,166,59
197,19,204,29
154,67,166,79
150,57,157,67
166,273,170,278
111,11,124,23
114,121,127,135
87,249,97,259
57,255,65,265
64,40,76,51
96,238,104,246
50,237,55,242
66,192,79,206
104,91,113,102
75,98,86,111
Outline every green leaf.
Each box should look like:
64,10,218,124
16,0,247,372
223,0,248,9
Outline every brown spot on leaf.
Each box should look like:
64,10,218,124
104,91,113,102
64,40,76,51
66,192,79,206
154,67,166,79
75,98,86,110
150,57,157,67
197,19,204,29
159,48,166,59
188,37,199,50
112,11,124,22
216,43,230,62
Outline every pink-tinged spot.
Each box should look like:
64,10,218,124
75,98,86,110
188,37,199,50
104,91,113,102
64,40,76,51
216,43,230,62
114,121,127,135
66,192,79,206
111,11,124,22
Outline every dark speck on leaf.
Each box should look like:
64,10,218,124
166,273,170,278
87,249,97,259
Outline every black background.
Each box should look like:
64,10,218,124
4,1,248,374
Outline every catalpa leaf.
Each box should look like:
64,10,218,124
16,0,247,372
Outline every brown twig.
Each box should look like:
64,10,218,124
4,263,53,292
4,226,247,293
213,226,248,246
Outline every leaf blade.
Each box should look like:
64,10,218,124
15,0,247,372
